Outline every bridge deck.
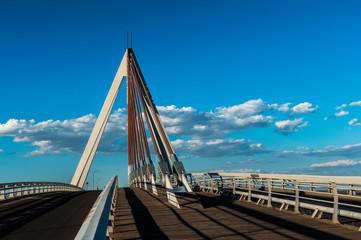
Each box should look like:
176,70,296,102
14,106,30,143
0,191,100,239
112,186,361,240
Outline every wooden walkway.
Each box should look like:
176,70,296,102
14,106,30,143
111,186,361,240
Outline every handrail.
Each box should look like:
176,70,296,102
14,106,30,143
189,172,361,228
0,181,83,201
191,172,361,185
75,176,118,240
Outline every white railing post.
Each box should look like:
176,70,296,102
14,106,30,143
247,177,252,202
294,180,299,213
9,184,14,198
202,175,205,192
211,178,214,193
310,182,315,192
332,182,339,224
18,186,22,197
0,185,5,200
232,177,236,195
349,184,356,196
267,179,272,208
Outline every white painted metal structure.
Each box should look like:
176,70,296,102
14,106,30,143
70,48,191,208
0,181,83,201
190,172,361,229
71,50,128,188
75,176,117,240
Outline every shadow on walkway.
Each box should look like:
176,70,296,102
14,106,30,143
124,188,168,239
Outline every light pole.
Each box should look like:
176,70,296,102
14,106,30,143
93,169,100,190
97,177,103,190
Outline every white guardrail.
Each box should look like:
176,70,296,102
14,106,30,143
0,181,83,201
75,176,118,240
189,173,361,229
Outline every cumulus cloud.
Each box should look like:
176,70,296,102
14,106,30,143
278,143,361,158
349,118,361,126
0,108,128,156
216,99,271,118
349,101,361,106
278,102,318,115
334,110,349,117
291,102,318,114
275,118,308,134
0,99,313,158
158,99,275,139
278,103,292,113
0,101,275,157
310,159,360,168
171,138,270,158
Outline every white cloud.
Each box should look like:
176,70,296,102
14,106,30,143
171,138,270,158
159,100,275,139
213,169,261,173
278,103,292,113
349,118,361,126
291,102,318,114
275,118,308,134
278,143,361,158
216,99,271,118
336,104,347,110
334,110,349,117
0,99,313,157
0,149,3,152
350,101,361,106
0,108,128,156
277,102,318,115
310,159,360,168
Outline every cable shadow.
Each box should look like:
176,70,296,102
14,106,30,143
124,188,168,240
200,193,351,240
141,189,212,240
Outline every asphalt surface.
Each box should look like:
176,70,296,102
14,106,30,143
0,191,100,240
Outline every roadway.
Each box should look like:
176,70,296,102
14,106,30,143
111,186,361,239
0,191,100,240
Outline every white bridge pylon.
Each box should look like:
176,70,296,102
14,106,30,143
71,48,192,208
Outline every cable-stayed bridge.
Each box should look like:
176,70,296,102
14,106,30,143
1,48,361,239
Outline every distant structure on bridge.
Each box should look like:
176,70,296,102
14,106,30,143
71,46,191,208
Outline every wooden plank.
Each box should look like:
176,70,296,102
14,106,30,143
111,187,361,240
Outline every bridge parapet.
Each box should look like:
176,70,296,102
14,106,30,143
0,181,83,201
75,176,117,240
190,173,361,229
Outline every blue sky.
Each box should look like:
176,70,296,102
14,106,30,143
2,1,361,188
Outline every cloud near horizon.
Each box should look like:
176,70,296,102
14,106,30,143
349,118,361,126
349,101,361,106
310,159,360,167
278,143,361,158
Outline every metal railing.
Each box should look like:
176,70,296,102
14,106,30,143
189,173,361,229
0,181,83,201
75,176,118,240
